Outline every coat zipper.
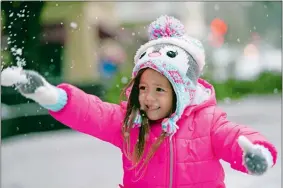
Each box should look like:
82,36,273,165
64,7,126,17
169,138,173,188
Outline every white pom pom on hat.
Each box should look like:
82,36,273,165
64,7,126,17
134,15,206,72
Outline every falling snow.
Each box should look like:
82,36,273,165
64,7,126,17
214,4,220,11
224,97,231,104
4,6,29,68
70,22,78,29
121,76,128,84
15,48,22,56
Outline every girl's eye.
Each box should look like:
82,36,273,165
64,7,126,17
139,52,146,59
166,50,178,58
139,86,146,90
156,88,165,92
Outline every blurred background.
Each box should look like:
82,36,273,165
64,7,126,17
1,2,282,188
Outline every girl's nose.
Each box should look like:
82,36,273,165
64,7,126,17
148,52,161,57
145,92,155,102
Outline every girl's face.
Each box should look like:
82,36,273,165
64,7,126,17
138,68,174,121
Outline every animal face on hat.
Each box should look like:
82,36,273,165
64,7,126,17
131,15,206,138
134,15,206,73
134,43,200,85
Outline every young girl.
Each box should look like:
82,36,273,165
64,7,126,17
1,15,277,188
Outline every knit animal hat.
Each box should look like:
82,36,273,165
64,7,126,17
132,15,206,137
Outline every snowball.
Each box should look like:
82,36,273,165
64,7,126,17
1,66,28,86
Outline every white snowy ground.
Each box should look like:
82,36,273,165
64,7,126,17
2,95,281,188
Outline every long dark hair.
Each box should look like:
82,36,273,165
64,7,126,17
121,68,176,175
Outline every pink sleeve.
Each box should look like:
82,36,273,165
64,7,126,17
49,83,126,148
210,107,277,173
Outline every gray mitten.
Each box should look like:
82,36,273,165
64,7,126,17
1,66,67,111
243,150,268,175
238,136,273,175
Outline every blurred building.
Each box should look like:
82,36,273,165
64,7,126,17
40,2,121,85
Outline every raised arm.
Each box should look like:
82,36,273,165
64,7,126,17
1,67,125,148
48,83,125,147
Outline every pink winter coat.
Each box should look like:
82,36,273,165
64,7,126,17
49,79,277,188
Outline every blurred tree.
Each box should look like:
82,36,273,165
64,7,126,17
1,1,45,71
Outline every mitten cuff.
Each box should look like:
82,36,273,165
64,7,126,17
41,88,68,112
254,144,274,168
253,140,277,167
